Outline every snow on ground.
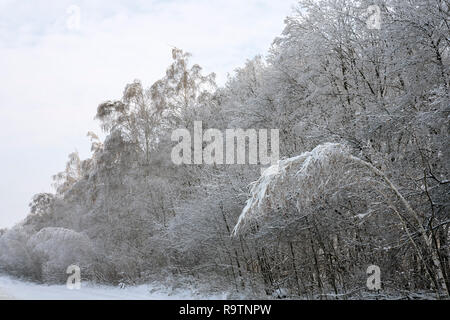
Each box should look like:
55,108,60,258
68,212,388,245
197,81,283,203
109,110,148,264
0,274,228,300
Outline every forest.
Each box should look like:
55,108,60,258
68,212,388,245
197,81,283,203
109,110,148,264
0,0,449,299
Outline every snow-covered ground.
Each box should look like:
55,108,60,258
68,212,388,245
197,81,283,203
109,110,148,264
0,274,228,300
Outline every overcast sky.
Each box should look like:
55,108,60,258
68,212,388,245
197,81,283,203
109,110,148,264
0,0,295,228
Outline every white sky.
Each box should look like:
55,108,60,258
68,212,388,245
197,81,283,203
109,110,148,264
0,0,295,228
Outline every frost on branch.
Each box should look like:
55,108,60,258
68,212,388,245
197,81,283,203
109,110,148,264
233,143,360,235
27,227,95,283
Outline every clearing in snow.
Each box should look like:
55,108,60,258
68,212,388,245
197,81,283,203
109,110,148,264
0,274,227,300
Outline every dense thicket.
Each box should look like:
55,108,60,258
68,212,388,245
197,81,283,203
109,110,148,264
1,0,448,299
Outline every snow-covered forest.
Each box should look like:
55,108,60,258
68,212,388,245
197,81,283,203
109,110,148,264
0,0,449,299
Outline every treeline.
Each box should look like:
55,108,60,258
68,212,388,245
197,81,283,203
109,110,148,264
0,0,448,299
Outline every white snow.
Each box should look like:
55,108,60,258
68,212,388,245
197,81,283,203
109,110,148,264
0,274,227,300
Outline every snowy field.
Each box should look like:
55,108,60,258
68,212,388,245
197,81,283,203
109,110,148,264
0,274,227,300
